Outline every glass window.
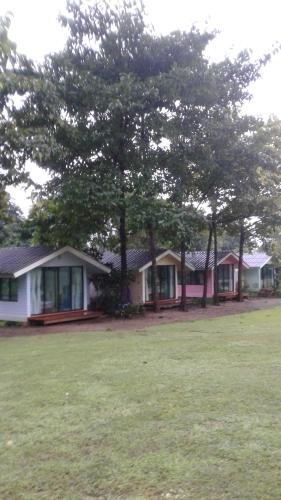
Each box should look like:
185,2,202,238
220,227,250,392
43,269,58,313
10,279,18,301
261,266,274,288
217,265,234,292
0,278,18,301
0,279,10,301
31,270,43,314
31,266,84,314
71,267,83,310
59,267,71,311
178,271,204,285
145,265,175,301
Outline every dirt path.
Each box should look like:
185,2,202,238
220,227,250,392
0,297,281,338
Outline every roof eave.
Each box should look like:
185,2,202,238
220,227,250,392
259,256,272,268
13,246,110,278
216,251,250,270
138,249,195,272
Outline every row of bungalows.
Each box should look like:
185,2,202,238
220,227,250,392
102,249,275,306
0,245,275,323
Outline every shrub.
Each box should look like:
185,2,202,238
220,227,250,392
114,303,144,319
90,269,136,315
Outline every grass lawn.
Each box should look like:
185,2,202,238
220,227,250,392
1,308,281,499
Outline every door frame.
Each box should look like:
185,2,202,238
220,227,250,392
40,266,84,314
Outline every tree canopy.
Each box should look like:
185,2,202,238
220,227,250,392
2,1,281,309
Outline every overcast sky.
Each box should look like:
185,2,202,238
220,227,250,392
2,0,281,215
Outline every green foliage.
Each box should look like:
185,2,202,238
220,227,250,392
92,268,136,314
4,0,280,268
21,0,262,252
0,15,36,188
0,192,32,247
114,303,144,319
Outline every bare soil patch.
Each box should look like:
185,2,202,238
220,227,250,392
0,297,281,337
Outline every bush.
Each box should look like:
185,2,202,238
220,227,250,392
90,269,137,316
1,320,22,327
114,303,144,319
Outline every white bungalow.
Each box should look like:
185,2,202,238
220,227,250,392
0,246,110,324
243,253,274,291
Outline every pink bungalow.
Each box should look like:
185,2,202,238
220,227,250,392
102,249,249,306
178,251,250,299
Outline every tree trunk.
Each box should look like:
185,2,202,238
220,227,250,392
180,239,188,311
148,224,159,312
237,222,245,302
119,202,128,304
213,220,219,305
201,223,213,308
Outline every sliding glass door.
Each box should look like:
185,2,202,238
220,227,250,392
59,267,72,311
145,265,176,301
261,265,274,288
72,267,83,309
44,269,58,313
217,264,234,292
30,266,83,314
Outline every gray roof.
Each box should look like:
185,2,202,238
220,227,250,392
0,246,55,277
243,253,271,268
0,246,110,277
102,249,168,271
102,249,238,272
185,251,238,270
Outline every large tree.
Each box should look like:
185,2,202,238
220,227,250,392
19,0,217,303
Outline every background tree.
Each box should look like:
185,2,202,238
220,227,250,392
217,117,281,300
0,15,35,189
0,193,31,246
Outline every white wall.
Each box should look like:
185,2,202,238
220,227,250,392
0,275,28,322
41,252,86,267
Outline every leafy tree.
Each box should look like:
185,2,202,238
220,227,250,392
165,40,269,307
217,117,281,300
0,192,32,246
19,0,218,304
0,15,35,189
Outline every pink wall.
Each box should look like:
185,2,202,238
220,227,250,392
177,270,213,298
177,257,243,299
221,256,238,266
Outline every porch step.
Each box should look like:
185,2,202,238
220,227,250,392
218,292,249,301
258,288,273,297
144,298,192,309
28,310,103,326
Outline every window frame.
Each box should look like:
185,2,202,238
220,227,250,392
217,264,234,292
40,266,84,314
0,277,18,302
261,265,274,288
177,270,204,286
145,265,176,301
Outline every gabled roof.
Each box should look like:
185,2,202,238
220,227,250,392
0,246,110,278
183,250,249,270
102,248,251,273
102,249,195,272
243,253,272,268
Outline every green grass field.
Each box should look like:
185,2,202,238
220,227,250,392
1,308,281,499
